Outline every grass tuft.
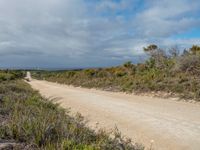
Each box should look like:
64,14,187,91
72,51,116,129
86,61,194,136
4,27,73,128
0,75,143,149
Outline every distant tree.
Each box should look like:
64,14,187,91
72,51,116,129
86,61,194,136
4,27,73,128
143,44,166,58
175,54,200,75
189,45,200,55
123,61,133,68
169,46,180,58
143,44,167,69
123,61,135,75
182,49,189,56
143,44,158,52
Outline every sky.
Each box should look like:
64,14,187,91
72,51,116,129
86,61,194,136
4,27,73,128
0,0,200,69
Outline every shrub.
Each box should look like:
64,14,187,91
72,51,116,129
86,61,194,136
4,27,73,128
174,54,200,75
189,45,200,55
0,80,143,149
31,45,200,101
0,70,24,81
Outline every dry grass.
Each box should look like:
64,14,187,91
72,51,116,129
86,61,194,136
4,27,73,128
32,45,200,101
0,73,143,150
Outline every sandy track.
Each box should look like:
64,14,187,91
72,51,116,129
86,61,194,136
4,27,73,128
29,79,200,150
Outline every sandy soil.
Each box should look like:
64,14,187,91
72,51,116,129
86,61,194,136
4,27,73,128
29,79,200,150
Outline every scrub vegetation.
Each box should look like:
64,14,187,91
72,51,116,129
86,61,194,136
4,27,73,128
33,45,200,101
0,70,25,81
0,71,143,150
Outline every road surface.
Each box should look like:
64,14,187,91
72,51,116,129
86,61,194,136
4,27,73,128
29,79,200,150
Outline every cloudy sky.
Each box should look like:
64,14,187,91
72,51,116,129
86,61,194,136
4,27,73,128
0,0,200,69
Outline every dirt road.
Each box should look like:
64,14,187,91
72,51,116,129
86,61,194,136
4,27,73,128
29,79,200,150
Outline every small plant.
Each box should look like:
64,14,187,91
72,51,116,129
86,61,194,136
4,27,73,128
32,45,200,101
0,76,143,149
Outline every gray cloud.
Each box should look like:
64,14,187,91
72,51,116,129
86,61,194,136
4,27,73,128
0,0,199,68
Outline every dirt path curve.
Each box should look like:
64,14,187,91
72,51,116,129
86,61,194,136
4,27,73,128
29,79,200,150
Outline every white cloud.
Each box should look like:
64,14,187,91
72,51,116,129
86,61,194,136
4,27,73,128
0,0,199,68
134,0,200,37
95,0,134,12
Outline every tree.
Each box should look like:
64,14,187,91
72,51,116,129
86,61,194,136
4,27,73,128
189,45,200,55
143,44,158,52
123,61,133,68
143,44,167,69
143,44,166,59
175,54,200,75
169,46,180,58
123,61,135,75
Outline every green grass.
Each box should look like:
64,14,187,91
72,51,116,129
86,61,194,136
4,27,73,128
0,72,143,150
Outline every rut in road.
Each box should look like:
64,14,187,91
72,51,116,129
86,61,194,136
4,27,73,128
29,79,200,150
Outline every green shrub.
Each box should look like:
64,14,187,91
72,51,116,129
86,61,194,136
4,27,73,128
0,70,24,81
0,80,142,150
31,45,200,101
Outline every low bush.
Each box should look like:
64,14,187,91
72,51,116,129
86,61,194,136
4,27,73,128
32,45,200,101
0,79,143,150
0,70,25,81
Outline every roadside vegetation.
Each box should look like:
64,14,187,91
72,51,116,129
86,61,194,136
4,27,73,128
32,45,200,101
0,71,143,150
0,70,25,81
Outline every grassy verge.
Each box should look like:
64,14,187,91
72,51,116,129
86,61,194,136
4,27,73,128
32,45,200,101
0,70,25,81
0,72,143,149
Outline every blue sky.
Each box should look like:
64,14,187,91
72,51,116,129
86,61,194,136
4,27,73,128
0,0,199,69
172,28,200,39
